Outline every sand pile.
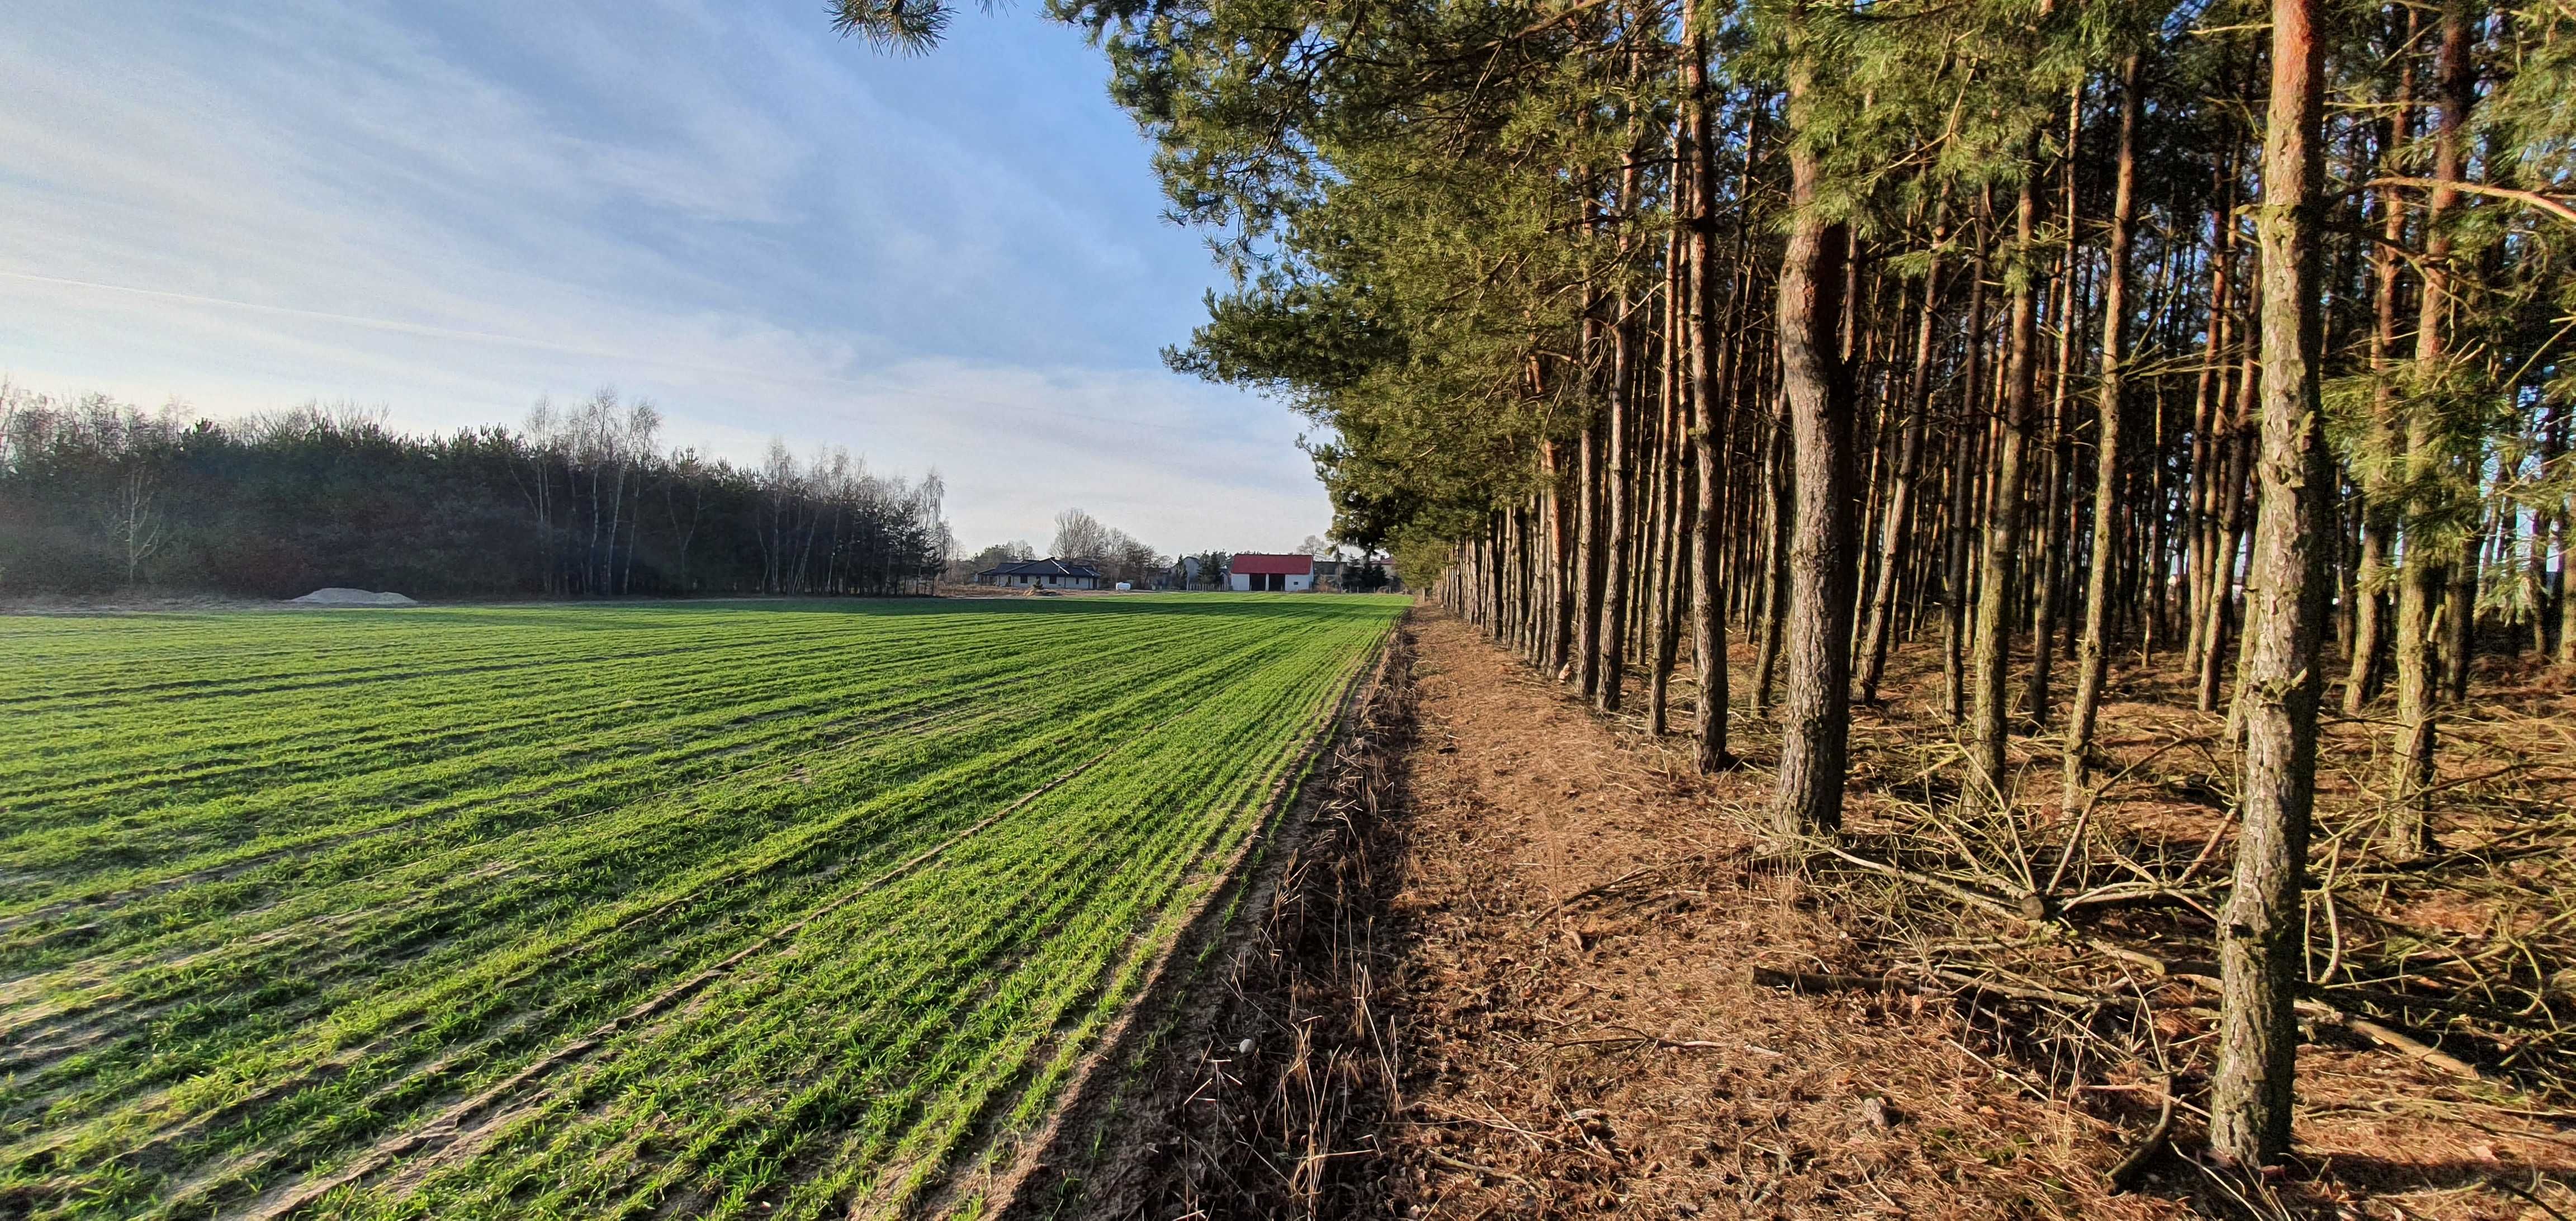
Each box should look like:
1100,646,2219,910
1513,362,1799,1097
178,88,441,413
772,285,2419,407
288,588,419,606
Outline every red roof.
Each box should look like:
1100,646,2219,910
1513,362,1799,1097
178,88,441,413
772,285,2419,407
1230,553,1314,576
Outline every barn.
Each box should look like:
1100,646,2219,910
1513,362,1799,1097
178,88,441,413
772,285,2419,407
1228,553,1313,592
975,557,1101,589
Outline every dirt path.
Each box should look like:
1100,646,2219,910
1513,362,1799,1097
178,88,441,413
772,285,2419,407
1374,609,2176,1219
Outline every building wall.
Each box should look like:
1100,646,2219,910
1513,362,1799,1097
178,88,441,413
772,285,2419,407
1227,571,1312,591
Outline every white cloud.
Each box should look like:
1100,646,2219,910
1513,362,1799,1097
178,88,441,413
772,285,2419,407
0,0,1328,556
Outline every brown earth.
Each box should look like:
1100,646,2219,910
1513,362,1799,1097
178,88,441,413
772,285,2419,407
1352,607,2576,1220
1366,609,2172,1219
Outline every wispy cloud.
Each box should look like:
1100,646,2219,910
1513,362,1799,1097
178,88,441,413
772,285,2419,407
0,0,1323,553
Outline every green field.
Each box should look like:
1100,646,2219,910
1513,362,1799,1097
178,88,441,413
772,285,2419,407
0,594,1404,1219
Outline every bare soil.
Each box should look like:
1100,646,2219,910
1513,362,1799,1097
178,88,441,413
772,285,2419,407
1360,609,2174,1219
1348,608,2575,1219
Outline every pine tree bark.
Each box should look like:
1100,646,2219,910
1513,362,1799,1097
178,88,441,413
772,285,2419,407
2024,88,2085,726
2211,0,2327,1164
1857,222,1943,704
2446,544,2478,702
1942,236,1991,723
1547,438,1575,678
2346,36,2414,711
1969,171,2042,810
1600,317,1636,711
1767,19,1856,846
1752,416,1792,712
2186,163,2239,674
1577,403,1606,697
2202,354,2256,716
2065,54,2141,805
1650,220,1689,736
1683,26,1736,772
2392,0,2469,853
2561,463,2576,665
1599,143,1644,712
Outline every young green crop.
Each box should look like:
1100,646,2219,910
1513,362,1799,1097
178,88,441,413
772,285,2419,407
0,594,1404,1219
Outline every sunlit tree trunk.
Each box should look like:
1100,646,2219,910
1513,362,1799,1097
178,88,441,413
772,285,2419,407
1856,215,1942,704
1942,233,1991,724
1969,170,2040,810
2024,86,2083,726
2212,0,2327,1163
1768,11,1855,846
1751,414,1791,712
2065,55,2141,804
1599,149,1642,712
2347,27,2414,711
1683,26,1736,772
2392,0,2468,854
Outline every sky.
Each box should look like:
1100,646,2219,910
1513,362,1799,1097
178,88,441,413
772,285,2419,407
0,0,1330,555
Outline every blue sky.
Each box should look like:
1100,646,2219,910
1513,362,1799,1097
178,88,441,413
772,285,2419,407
0,0,1329,554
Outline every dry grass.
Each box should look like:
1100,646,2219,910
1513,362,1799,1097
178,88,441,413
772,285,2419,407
1631,626,2576,1219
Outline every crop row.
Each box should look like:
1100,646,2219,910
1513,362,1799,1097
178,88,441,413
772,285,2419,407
0,595,1404,1219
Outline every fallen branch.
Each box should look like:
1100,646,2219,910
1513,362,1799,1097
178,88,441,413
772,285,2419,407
2105,1080,2177,1192
1522,855,1712,927
2299,1001,2493,1082
1753,964,2139,1012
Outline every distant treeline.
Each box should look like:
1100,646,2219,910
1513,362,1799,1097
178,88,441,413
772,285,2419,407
0,387,953,599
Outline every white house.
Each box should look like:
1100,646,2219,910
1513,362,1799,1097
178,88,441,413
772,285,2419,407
975,557,1101,589
1228,553,1314,591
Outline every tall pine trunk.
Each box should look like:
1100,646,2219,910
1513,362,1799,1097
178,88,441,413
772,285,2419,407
2024,88,2084,726
1751,416,1792,712
1576,404,1606,697
1649,221,1689,735
1599,152,1642,712
1767,15,1855,846
1942,237,1991,723
1547,439,1575,678
2064,55,2141,804
1856,219,1943,704
2211,0,2327,1163
1969,171,2041,810
2346,42,2413,711
2391,0,2468,854
1683,25,1735,771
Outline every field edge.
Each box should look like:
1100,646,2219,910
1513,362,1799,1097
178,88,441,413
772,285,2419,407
970,612,1414,1219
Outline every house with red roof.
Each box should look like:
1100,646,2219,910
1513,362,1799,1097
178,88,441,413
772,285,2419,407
1227,552,1313,592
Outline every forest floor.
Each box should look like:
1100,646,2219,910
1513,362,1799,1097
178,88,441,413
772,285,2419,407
1357,607,2576,1220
